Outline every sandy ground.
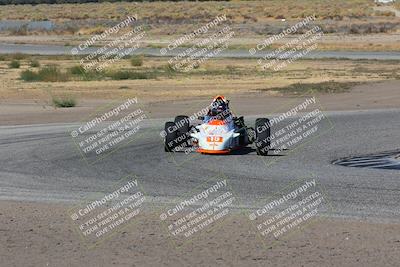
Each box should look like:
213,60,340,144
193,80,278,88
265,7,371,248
0,200,399,267
1,80,399,125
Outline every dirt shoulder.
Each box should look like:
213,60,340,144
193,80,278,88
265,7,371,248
0,200,399,267
1,80,399,126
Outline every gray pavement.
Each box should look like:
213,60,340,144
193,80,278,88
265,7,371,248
0,108,399,222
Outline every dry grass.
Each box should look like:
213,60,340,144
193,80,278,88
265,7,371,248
0,1,375,22
0,55,399,102
0,1,398,53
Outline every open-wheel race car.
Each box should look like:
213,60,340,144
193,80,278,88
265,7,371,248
164,96,271,155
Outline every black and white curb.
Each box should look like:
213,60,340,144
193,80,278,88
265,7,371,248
332,150,400,170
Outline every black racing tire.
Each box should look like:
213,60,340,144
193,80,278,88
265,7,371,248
234,116,245,128
174,115,190,134
174,115,190,148
164,121,177,152
255,118,271,156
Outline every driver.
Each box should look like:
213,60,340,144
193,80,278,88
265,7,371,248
204,96,232,122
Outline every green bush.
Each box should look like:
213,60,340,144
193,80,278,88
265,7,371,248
68,65,86,75
37,66,67,82
0,55,5,61
130,55,144,67
52,97,76,108
21,65,156,82
9,60,20,69
68,65,106,80
20,70,39,81
109,71,131,80
70,66,107,80
82,70,105,81
30,60,40,68
164,63,178,74
107,70,151,80
20,65,67,82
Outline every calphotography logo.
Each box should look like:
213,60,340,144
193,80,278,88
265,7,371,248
256,96,334,166
70,98,148,164
248,176,333,248
163,14,227,54
68,175,146,248
70,15,146,73
163,14,235,72
249,15,324,71
159,175,237,248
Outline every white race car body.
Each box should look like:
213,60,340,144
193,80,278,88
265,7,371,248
190,117,241,154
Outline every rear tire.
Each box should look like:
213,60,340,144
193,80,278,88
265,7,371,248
174,115,190,148
255,118,271,156
164,122,177,152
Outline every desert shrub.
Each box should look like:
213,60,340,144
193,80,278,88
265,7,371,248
82,70,105,80
10,24,28,36
20,65,67,82
20,70,39,81
68,65,86,75
107,70,151,80
68,65,104,80
29,60,40,67
164,63,178,74
37,65,67,82
130,55,144,67
52,97,76,108
9,60,20,68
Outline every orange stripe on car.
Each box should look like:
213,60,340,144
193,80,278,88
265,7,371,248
208,120,226,125
197,148,231,154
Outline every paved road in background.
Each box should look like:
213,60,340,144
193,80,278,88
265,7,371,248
1,43,400,60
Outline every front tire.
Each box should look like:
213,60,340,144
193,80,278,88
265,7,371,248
174,115,190,133
164,122,177,152
255,118,271,156
174,115,190,148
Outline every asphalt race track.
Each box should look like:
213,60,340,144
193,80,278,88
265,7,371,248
0,108,399,222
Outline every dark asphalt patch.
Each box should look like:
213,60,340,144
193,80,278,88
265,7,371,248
332,150,400,170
